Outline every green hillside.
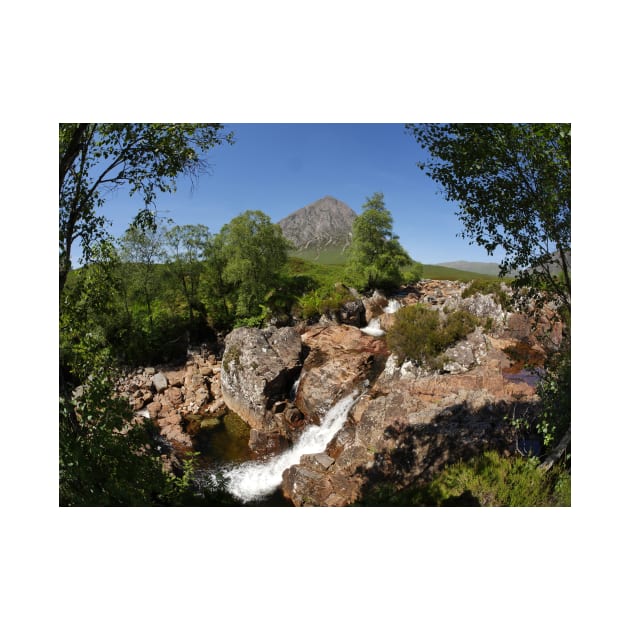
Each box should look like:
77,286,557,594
289,244,350,266
287,253,502,285
422,264,503,282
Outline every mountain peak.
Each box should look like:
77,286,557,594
278,196,357,252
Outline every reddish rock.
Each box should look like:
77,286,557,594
296,324,388,420
165,387,183,406
146,400,162,420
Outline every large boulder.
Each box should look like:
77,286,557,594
221,326,304,432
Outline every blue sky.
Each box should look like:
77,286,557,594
95,123,502,265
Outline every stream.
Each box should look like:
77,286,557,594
192,391,359,505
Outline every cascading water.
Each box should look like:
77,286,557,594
384,298,401,314
360,298,401,337
220,391,359,503
360,318,385,337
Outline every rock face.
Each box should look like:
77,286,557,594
278,196,356,252
295,324,389,421
221,326,304,433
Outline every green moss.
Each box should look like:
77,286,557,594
223,345,241,370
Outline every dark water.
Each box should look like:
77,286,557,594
503,368,544,387
187,411,293,506
190,411,256,468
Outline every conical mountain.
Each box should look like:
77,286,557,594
278,196,357,262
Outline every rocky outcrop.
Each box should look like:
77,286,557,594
281,342,540,506
295,324,389,421
278,280,562,506
220,326,304,433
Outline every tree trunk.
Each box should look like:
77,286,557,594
538,429,571,473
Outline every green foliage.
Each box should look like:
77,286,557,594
59,123,233,294
297,284,355,320
345,192,412,291
535,348,571,448
386,304,480,367
164,224,211,336
406,123,571,318
461,278,512,310
401,261,424,284
509,344,571,452
60,355,173,506
214,210,290,325
356,451,570,506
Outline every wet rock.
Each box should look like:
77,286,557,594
363,290,388,322
248,429,289,456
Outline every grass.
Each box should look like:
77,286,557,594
422,264,502,282
355,451,571,506
289,244,350,266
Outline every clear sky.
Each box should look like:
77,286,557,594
95,123,503,265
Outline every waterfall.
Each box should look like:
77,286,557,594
384,299,401,314
360,298,401,337
289,374,301,401
222,391,359,503
360,318,385,337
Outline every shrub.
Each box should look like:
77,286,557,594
297,284,355,320
387,304,480,367
355,451,571,506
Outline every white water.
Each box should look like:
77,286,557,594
289,374,301,401
360,298,401,337
384,299,401,314
222,391,359,503
360,318,385,337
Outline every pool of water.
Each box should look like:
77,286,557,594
186,411,294,506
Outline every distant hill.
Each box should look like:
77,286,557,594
438,250,570,279
278,196,357,263
423,264,503,282
530,249,571,276
435,260,503,276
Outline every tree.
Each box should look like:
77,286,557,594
164,224,211,332
345,192,412,291
59,123,233,294
217,210,290,323
118,220,167,331
59,124,233,505
405,123,570,315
